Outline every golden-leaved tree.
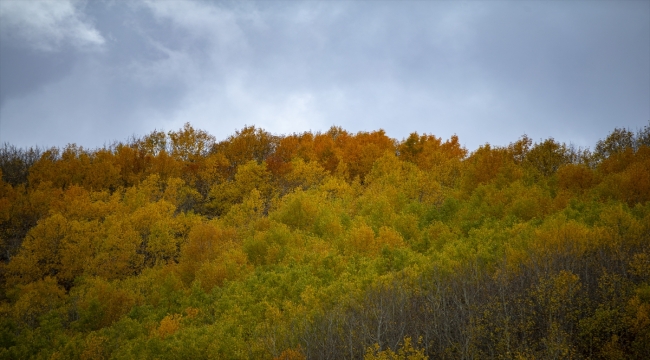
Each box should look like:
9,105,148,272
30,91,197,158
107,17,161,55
1,123,649,359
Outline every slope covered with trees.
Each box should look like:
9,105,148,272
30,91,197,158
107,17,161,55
1,124,649,359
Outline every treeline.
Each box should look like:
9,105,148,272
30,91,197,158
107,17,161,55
0,123,649,359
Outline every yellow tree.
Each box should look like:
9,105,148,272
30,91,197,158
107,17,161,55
213,125,277,178
5,213,69,287
524,138,572,177
461,144,521,194
398,132,467,187
178,221,237,284
208,160,272,216
167,123,215,162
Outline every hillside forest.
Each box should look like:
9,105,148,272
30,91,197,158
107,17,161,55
1,123,649,359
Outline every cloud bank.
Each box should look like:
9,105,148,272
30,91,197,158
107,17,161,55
1,0,648,151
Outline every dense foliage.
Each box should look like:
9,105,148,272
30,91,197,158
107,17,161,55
1,123,649,359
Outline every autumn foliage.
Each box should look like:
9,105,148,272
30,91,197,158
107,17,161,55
1,123,649,359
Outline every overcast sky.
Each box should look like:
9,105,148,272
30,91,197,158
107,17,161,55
0,0,648,151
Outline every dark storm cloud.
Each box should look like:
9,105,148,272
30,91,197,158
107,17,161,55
0,0,648,151
0,42,76,106
0,0,102,106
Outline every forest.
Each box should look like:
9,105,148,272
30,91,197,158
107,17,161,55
0,123,649,359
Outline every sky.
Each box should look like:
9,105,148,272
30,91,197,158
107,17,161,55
0,0,648,152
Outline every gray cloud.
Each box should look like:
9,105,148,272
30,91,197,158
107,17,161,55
0,0,648,151
0,0,105,52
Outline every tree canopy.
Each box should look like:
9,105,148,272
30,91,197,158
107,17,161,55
1,123,649,359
